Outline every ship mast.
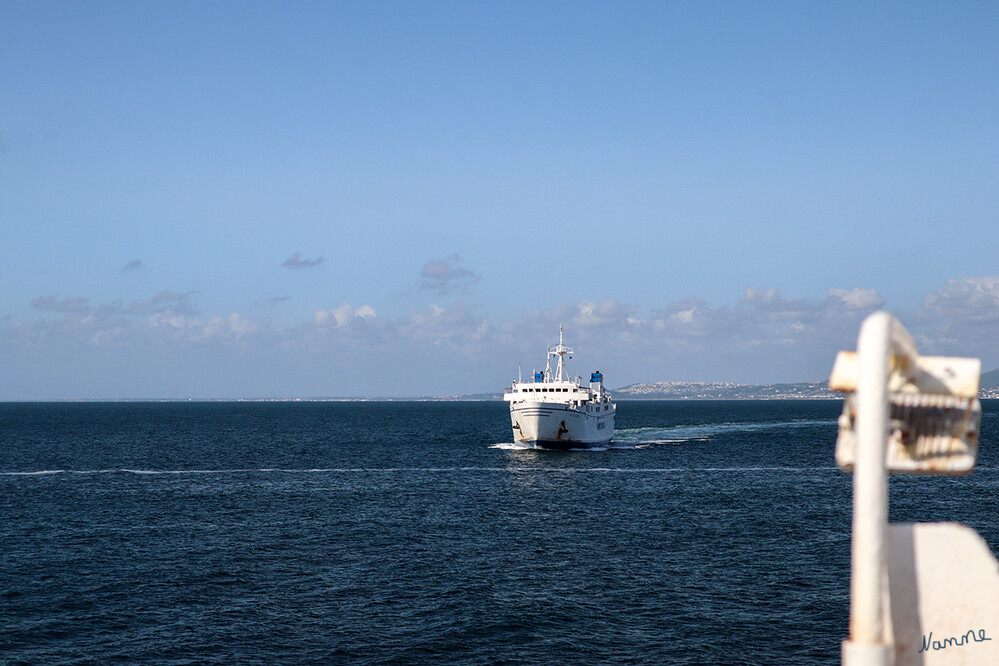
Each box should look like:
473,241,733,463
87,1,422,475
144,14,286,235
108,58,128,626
550,323,574,382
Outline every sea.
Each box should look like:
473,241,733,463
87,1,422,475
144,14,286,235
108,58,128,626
2,400,997,665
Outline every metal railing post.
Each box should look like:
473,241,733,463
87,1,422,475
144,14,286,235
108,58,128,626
843,311,893,666
834,311,989,665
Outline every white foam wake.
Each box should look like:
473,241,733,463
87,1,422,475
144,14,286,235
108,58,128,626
491,420,836,451
613,419,836,445
490,442,637,452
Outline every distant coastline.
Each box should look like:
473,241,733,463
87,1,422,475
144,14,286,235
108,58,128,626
8,371,999,402
612,381,837,400
0,388,824,402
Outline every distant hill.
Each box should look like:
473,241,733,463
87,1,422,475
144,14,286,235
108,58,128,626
611,381,836,400
980,368,999,389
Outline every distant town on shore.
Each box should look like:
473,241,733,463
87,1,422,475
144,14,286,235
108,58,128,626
438,368,999,401
613,369,999,399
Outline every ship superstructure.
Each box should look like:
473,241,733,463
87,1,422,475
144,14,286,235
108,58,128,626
502,326,615,449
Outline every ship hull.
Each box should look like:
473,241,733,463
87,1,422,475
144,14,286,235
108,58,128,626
510,401,614,450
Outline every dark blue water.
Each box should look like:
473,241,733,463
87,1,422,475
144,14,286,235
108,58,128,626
2,400,997,664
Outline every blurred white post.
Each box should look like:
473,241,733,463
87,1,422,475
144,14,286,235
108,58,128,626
842,311,896,666
833,311,996,666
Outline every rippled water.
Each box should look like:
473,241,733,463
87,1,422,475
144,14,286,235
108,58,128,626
2,400,997,664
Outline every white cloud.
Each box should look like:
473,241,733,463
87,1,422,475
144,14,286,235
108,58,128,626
126,291,199,316
12,291,258,348
31,295,95,314
828,287,885,310
500,300,637,339
257,295,291,307
281,252,325,269
147,311,260,343
7,278,999,397
314,303,377,326
671,308,694,323
906,277,999,362
419,254,480,294
401,302,490,353
922,277,999,323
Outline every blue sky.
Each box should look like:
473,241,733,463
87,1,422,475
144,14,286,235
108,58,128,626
2,1,998,399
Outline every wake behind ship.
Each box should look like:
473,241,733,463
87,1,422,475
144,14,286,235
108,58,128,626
502,326,616,449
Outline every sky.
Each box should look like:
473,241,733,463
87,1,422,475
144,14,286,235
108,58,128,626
2,1,998,399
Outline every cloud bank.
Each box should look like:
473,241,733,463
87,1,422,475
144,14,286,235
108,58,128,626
281,252,325,269
4,278,999,398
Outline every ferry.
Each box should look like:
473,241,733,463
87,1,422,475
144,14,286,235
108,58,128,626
503,326,616,449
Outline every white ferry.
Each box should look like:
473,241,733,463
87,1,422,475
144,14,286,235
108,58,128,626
503,326,616,450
